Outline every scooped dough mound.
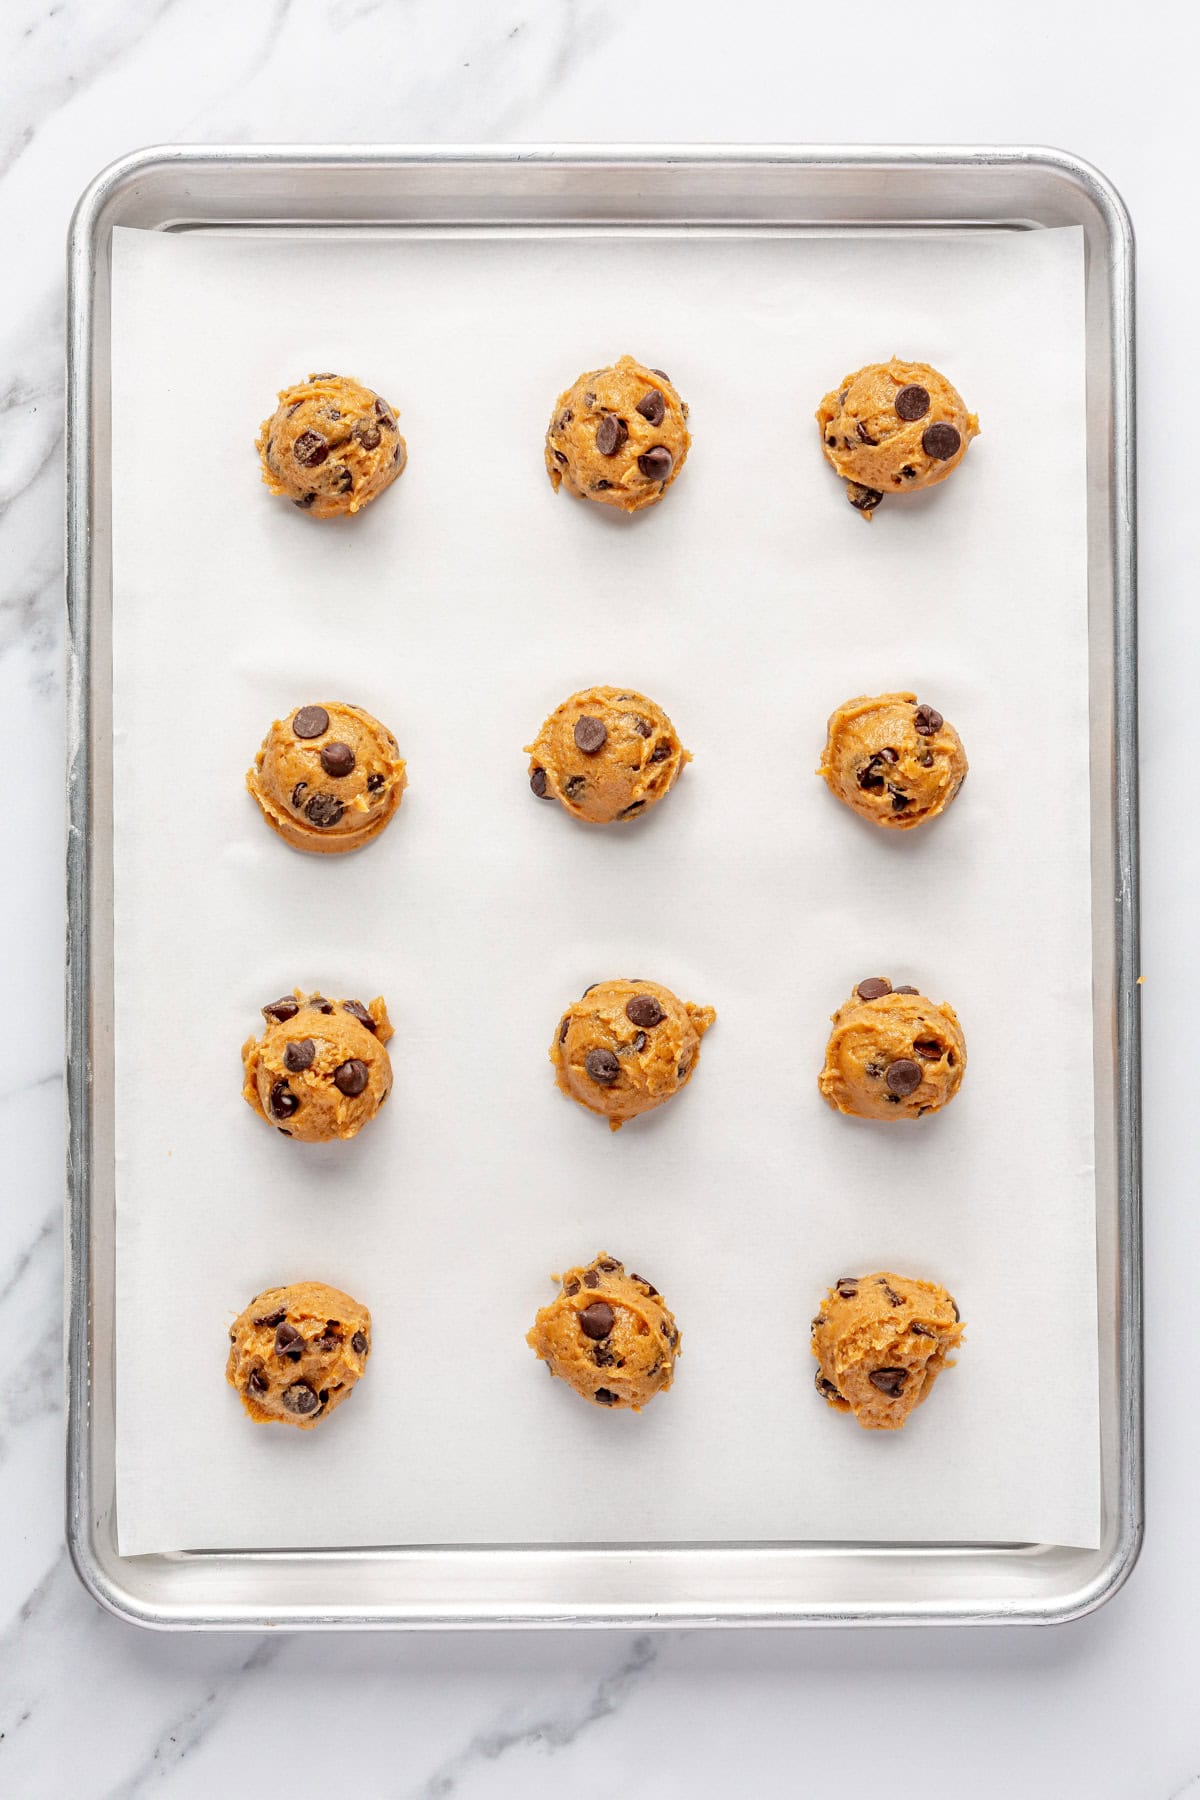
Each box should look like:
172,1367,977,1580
226,1280,372,1429
247,700,407,854
242,988,393,1142
256,372,406,518
819,978,965,1121
551,977,716,1131
526,1253,679,1410
545,355,690,512
811,1271,963,1431
818,691,967,830
816,358,978,515
525,685,690,824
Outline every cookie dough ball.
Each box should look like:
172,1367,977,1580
551,978,716,1131
256,372,406,518
246,701,407,855
526,1254,679,1410
226,1281,372,1429
818,692,967,830
816,359,978,516
526,685,690,824
812,1272,963,1431
243,989,393,1142
545,355,690,512
819,978,965,1121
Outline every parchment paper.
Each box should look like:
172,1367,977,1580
110,220,1098,1554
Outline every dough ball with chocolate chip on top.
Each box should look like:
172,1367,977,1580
812,1272,963,1431
819,978,965,1122
242,989,393,1142
816,358,978,516
247,701,407,854
526,1254,679,1410
256,372,406,518
226,1280,372,1429
545,355,690,512
551,978,716,1131
818,692,967,830
526,685,690,824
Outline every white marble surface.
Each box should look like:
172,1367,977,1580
0,0,1193,1793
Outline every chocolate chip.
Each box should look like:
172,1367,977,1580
311,373,338,381
262,997,299,1024
294,492,318,509
281,1381,320,1416
617,801,645,819
856,421,878,446
583,1270,600,1289
286,401,303,416
333,464,353,494
886,1058,922,1097
293,705,329,739
351,1331,368,1355
868,1367,909,1397
367,772,385,793
592,479,612,491
558,1015,571,1045
914,703,944,736
846,482,883,512
592,1345,616,1367
269,1080,298,1120
815,1371,842,1400
894,985,920,995
633,1032,646,1052
564,775,586,800
631,1274,658,1297
374,398,395,427
836,1277,860,1299
901,465,917,480
594,1388,618,1405
597,1258,620,1272
880,1280,905,1306
304,792,344,828
650,739,673,763
910,1322,935,1338
557,409,573,429
553,449,568,465
530,766,548,797
889,785,911,811
637,446,673,480
247,1368,269,1397
312,997,334,1014
894,384,931,422
253,1307,287,1328
856,977,892,1002
293,430,328,468
632,716,653,738
291,781,308,810
585,1047,620,1086
913,1039,942,1060
574,717,608,754
635,390,666,426
579,1301,615,1340
334,1058,369,1097
922,422,961,460
284,1038,315,1072
650,368,671,382
951,1298,961,1322
625,994,665,1029
355,421,382,451
274,1321,304,1359
342,1000,377,1033
321,741,356,778
563,1279,581,1297
596,414,628,456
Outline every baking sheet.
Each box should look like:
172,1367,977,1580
109,220,1098,1556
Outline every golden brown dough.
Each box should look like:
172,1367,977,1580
242,989,393,1142
545,355,690,512
256,372,406,518
819,978,965,1121
526,1254,679,1410
818,692,967,830
811,1271,963,1431
525,685,690,824
226,1280,372,1429
816,358,978,516
247,701,407,854
551,977,716,1131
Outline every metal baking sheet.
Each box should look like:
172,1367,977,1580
66,145,1141,1628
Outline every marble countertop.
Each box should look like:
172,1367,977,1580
1,0,1192,1793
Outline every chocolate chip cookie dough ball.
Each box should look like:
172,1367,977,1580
243,989,393,1142
812,1272,963,1431
551,978,716,1131
527,1254,679,1410
227,1280,372,1429
816,359,978,516
818,692,967,830
819,978,965,1122
256,372,406,518
246,701,407,854
526,685,690,824
545,356,690,512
